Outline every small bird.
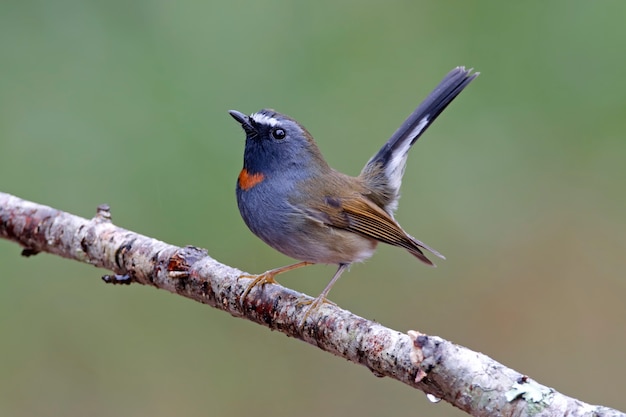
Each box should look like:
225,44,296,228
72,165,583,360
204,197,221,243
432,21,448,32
229,66,478,326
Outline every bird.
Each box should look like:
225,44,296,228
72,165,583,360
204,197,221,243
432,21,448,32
228,66,478,326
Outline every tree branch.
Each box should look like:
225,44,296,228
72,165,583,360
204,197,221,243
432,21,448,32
0,191,623,417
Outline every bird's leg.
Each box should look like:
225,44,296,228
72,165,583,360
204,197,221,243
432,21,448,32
299,263,349,328
239,261,313,306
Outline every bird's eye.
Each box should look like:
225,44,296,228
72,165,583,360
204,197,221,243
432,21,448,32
271,128,286,140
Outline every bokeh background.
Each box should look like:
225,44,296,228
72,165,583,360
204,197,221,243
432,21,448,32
1,1,625,416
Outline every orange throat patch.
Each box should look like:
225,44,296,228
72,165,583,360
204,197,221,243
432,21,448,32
238,169,265,191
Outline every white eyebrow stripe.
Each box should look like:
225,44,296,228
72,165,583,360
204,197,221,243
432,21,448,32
251,113,279,127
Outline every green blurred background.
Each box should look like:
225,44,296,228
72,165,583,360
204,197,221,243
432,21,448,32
1,1,625,416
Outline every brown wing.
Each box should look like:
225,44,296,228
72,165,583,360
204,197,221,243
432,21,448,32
308,195,443,266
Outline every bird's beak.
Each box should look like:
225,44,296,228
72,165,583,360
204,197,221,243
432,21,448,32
228,110,257,136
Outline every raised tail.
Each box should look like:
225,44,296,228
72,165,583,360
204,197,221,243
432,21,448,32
361,67,478,213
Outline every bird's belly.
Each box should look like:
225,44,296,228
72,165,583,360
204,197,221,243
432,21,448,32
271,225,379,265
238,188,377,264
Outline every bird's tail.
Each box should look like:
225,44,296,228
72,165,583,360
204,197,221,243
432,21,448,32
361,67,478,213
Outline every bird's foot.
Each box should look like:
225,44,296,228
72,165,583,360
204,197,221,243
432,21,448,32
238,271,280,307
238,261,313,307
